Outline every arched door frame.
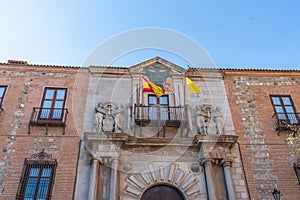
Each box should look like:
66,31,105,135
140,182,186,200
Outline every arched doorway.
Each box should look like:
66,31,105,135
141,185,185,200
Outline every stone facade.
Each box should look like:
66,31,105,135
76,57,247,200
0,58,299,200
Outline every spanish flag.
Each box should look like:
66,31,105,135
142,76,164,97
186,77,200,94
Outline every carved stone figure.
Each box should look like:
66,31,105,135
113,104,124,133
196,104,212,135
102,104,115,132
196,105,206,135
212,106,223,134
94,103,105,132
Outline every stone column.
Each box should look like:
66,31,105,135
88,158,100,200
109,158,119,200
222,160,236,200
202,158,217,200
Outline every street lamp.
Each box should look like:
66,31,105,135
271,188,282,200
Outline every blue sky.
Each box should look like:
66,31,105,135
0,1,299,69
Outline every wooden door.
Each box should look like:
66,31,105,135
141,185,184,200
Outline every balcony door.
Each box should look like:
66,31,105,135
148,95,169,120
270,95,299,124
39,88,67,121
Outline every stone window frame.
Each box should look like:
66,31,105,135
0,85,7,110
16,150,57,200
39,87,68,121
270,95,299,125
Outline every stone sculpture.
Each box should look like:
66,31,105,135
94,103,105,132
196,104,223,135
94,102,125,133
212,106,223,134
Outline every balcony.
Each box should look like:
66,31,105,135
0,102,3,112
134,104,185,137
28,107,68,134
272,112,300,131
134,104,184,126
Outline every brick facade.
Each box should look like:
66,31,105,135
224,71,300,200
0,63,89,199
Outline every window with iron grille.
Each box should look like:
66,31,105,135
39,87,67,121
16,150,57,200
0,85,7,109
270,95,299,125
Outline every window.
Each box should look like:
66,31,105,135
270,95,299,125
16,150,57,200
39,88,67,121
148,95,169,120
294,159,300,185
0,85,7,110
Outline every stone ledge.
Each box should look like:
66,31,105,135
83,132,194,148
193,134,238,149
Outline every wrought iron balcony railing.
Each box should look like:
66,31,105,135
134,104,184,128
28,107,68,134
272,112,300,131
0,102,3,112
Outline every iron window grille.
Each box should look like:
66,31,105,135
16,150,57,200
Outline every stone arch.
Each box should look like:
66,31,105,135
123,163,202,200
141,184,185,200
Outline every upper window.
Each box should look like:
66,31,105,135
270,95,299,124
148,95,169,120
16,150,57,200
39,88,67,121
0,85,7,107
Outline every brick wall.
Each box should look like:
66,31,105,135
225,71,300,200
0,64,89,199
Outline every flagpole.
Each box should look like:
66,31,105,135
141,75,144,106
184,72,186,108
183,72,187,133
137,77,140,120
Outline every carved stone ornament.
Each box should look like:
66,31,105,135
145,63,174,92
196,104,223,135
94,102,125,133
201,146,233,166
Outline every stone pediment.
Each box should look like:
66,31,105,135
128,56,187,75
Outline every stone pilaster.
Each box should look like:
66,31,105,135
88,158,100,200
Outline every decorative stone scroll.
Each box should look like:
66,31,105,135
31,149,53,160
94,102,125,133
196,104,224,135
